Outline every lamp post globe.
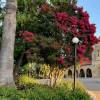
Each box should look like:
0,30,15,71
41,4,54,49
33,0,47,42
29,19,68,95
72,37,79,44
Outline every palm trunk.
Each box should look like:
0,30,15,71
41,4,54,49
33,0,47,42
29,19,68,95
0,0,17,87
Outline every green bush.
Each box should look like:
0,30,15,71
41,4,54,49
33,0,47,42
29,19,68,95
19,63,36,75
0,84,91,100
18,75,39,85
17,75,39,89
59,79,86,91
66,89,91,100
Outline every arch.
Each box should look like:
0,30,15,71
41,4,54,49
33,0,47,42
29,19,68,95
76,70,78,77
79,69,85,77
97,50,100,56
68,69,72,77
86,68,92,78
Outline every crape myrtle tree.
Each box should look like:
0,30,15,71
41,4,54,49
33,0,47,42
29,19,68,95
15,0,99,87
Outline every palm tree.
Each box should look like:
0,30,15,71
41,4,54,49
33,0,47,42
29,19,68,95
0,0,17,87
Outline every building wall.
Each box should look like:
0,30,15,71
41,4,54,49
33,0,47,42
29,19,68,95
65,42,100,78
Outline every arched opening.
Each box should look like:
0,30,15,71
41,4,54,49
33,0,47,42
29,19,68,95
97,50,100,56
68,69,72,77
86,68,92,78
79,69,85,77
76,70,78,77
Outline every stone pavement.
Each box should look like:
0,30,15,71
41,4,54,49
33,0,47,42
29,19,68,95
79,78,100,91
93,92,100,100
88,91,100,100
79,78,100,100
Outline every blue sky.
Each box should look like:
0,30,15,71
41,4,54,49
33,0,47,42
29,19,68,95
1,0,100,37
78,0,100,37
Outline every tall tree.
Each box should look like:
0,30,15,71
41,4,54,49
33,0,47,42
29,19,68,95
15,2,99,87
0,0,17,87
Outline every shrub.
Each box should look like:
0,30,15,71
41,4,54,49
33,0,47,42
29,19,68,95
39,64,50,78
59,79,86,91
17,75,39,89
66,89,91,100
19,63,36,75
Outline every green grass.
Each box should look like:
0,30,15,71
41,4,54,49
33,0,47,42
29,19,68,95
0,77,90,100
0,83,91,100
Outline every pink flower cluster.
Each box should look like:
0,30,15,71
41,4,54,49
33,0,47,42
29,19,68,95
55,12,68,23
21,31,34,42
82,11,89,20
58,56,64,65
77,45,86,58
54,5,99,65
80,57,91,65
69,16,78,25
54,6,96,37
89,24,96,33
89,33,99,45
55,12,68,33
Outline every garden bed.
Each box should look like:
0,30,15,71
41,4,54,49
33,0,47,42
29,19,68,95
0,83,91,100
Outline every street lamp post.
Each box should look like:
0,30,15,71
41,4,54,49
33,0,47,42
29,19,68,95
72,37,79,91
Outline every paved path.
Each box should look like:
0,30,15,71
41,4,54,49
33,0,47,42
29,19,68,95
79,78,100,91
93,92,100,100
79,78,100,100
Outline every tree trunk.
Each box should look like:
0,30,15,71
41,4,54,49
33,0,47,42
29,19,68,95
0,0,17,87
49,67,65,87
13,52,25,81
